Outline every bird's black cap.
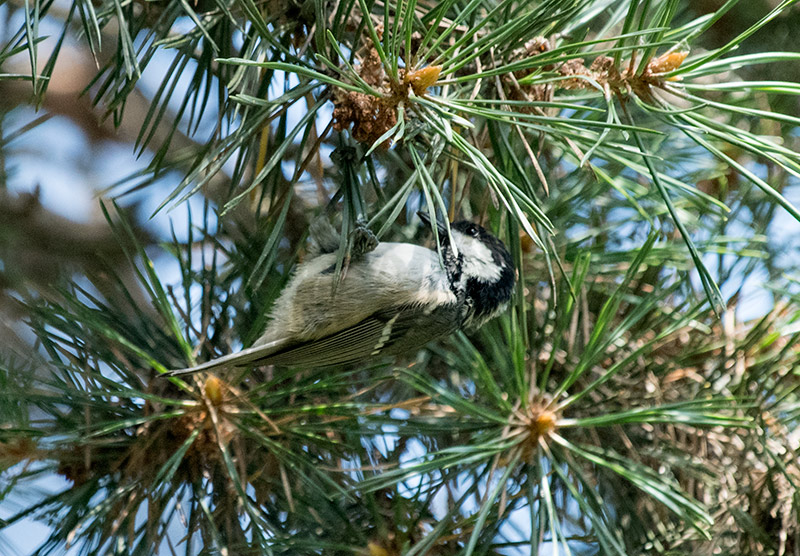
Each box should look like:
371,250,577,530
450,220,513,270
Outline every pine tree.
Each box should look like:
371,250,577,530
2,0,800,554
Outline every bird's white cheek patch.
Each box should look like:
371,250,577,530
461,237,502,281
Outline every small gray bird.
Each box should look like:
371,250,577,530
166,213,515,376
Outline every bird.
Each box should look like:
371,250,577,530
165,212,515,377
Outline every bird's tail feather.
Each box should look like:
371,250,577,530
164,337,292,377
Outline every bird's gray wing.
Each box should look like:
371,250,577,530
253,303,459,368
164,337,293,377
165,304,459,376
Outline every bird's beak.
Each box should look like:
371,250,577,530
417,210,449,236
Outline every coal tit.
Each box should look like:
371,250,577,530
166,213,515,376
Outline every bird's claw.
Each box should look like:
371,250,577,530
349,221,378,258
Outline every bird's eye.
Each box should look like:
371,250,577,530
467,225,479,237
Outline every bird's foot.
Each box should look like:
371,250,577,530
309,217,341,255
349,221,378,258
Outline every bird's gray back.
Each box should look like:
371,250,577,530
257,243,455,344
